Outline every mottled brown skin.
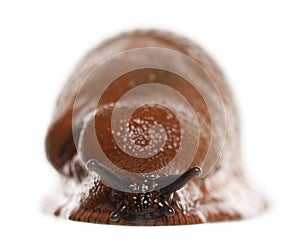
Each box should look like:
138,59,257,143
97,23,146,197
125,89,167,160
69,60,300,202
94,68,211,174
46,30,265,225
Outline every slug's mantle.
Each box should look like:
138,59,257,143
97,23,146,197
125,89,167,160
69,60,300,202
45,30,266,225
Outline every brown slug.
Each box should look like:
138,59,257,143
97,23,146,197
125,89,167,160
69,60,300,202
45,30,266,225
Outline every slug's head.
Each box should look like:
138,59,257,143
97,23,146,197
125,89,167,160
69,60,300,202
87,159,201,221
109,190,174,221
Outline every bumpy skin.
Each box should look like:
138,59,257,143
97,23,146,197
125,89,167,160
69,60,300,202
45,30,266,225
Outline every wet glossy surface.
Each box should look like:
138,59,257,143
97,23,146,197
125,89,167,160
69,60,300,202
45,30,266,225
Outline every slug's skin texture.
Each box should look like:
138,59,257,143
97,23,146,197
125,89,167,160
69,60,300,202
45,30,266,225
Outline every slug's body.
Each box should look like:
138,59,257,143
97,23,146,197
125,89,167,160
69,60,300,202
45,30,266,225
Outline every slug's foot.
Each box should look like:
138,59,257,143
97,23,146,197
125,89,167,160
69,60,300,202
67,201,243,225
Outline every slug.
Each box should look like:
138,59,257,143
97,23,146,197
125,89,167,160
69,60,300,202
45,30,266,225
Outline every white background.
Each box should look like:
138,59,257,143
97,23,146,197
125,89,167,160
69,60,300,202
0,0,299,238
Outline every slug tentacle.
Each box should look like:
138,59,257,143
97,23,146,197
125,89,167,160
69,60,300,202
160,166,202,195
86,159,129,189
